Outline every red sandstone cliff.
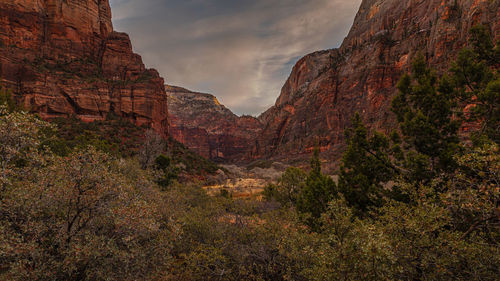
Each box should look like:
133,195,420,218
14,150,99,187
255,0,500,163
166,85,262,162
0,0,169,136
2,0,498,166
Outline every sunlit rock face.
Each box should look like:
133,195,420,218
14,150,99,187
254,0,500,163
166,85,263,162
0,0,169,136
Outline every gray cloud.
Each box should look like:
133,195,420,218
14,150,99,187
109,0,362,116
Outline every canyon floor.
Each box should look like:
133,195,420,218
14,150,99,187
203,161,286,199
203,161,341,199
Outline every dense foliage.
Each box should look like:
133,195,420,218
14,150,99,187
338,113,397,215
47,110,220,177
263,25,500,280
0,26,498,280
296,146,337,230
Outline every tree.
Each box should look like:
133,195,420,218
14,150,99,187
450,25,499,144
392,54,461,183
138,129,164,169
336,25,498,217
296,146,337,230
375,160,500,281
305,198,393,281
304,143,500,281
0,147,174,280
0,109,175,280
338,113,397,215
320,25,500,279
445,141,499,239
0,105,53,192
155,154,179,189
263,166,307,207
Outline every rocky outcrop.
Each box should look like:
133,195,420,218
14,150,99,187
0,0,169,136
2,0,498,166
255,0,500,163
167,85,262,162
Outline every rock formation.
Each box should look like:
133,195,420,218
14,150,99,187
0,0,169,136
167,85,262,162
2,0,499,165
255,0,499,163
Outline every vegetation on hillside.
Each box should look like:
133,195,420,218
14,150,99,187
263,25,500,280
0,26,498,280
43,110,221,177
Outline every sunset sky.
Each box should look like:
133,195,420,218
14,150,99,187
109,0,362,115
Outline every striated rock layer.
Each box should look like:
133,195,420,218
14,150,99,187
2,0,498,165
255,0,500,163
0,0,169,136
166,85,262,162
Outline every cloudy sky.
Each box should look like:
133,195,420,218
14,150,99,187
108,0,362,116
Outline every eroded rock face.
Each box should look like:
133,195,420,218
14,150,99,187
2,0,498,165
167,85,262,162
0,0,169,136
255,0,500,163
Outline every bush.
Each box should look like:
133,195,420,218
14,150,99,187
263,167,307,207
0,111,174,280
155,154,179,189
0,87,22,112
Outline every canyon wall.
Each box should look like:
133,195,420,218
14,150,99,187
1,0,499,165
167,85,262,162
0,0,169,136
255,0,500,163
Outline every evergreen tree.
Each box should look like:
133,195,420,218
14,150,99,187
297,145,337,230
336,25,498,218
450,25,499,144
392,54,461,183
338,113,398,215
155,154,179,189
